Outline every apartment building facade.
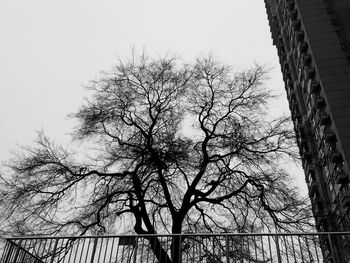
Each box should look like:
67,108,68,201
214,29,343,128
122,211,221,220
264,0,350,261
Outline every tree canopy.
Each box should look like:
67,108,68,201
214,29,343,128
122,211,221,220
0,54,311,239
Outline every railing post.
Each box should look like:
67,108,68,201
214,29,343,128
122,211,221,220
50,239,59,263
327,233,337,263
275,234,282,263
90,237,98,263
225,235,229,263
12,239,22,262
133,237,138,263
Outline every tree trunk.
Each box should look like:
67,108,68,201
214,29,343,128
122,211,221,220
147,236,173,263
171,236,182,263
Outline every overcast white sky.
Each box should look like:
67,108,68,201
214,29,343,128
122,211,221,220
0,1,293,169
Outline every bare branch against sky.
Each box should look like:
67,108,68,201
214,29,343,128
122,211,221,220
0,1,296,176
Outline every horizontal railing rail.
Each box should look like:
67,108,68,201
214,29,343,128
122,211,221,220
1,232,350,263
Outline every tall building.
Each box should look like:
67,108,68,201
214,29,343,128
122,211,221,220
264,0,350,261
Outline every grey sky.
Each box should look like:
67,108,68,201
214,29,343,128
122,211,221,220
0,1,290,164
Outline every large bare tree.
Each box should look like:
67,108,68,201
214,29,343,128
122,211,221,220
0,54,312,262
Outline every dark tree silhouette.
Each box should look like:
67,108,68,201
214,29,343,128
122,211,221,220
0,54,312,263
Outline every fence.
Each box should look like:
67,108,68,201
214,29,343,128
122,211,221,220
1,232,350,263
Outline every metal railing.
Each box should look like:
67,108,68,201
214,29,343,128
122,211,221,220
1,232,350,263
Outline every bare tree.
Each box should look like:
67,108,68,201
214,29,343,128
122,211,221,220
0,54,312,263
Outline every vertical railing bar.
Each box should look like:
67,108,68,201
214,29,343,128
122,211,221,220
78,238,87,263
275,234,282,263
304,235,312,262
17,249,24,263
42,238,51,257
165,236,171,263
283,235,289,263
191,237,195,263
56,238,65,263
207,237,210,263
72,239,81,263
25,238,32,258
44,238,50,259
103,237,110,263
254,235,258,262
90,237,99,263
267,236,273,263
43,239,51,262
33,238,39,258
327,233,336,263
212,237,215,263
38,238,46,258
185,236,189,263
178,235,182,263
120,239,126,263
115,237,122,263
84,238,91,263
12,239,22,262
169,236,173,263
97,237,104,262
17,239,26,263
196,236,199,263
158,236,162,263
194,236,198,263
109,237,115,263
38,238,46,259
164,236,168,263
152,236,157,263
241,236,245,263
132,237,138,263
50,238,59,263
139,238,145,263
247,235,250,263
219,236,222,262
128,239,134,263
22,249,28,263
297,236,305,263
226,235,229,263
200,236,203,263
24,238,30,256
145,238,150,263
261,235,265,262
45,238,53,261
32,238,40,258
290,235,297,263
312,234,320,263
66,239,74,263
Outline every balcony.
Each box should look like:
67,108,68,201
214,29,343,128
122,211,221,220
330,151,342,163
300,146,312,161
297,41,308,57
295,30,304,42
341,193,350,208
317,110,331,126
308,80,320,94
302,54,311,66
304,65,315,79
335,170,348,184
315,97,325,109
1,233,349,263
324,129,336,143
